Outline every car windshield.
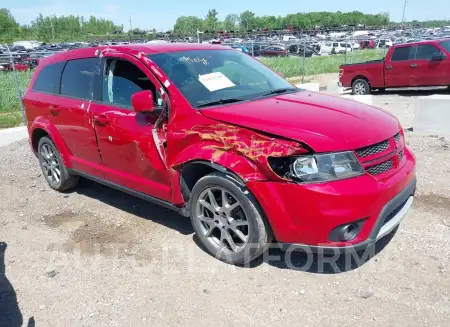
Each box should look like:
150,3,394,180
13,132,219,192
148,50,298,108
439,40,450,52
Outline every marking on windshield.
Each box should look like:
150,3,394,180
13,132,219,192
180,56,209,65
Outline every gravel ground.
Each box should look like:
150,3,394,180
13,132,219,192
1,94,450,327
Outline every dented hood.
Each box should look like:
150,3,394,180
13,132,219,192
200,91,400,152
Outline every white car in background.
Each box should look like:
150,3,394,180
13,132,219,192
376,39,393,48
319,42,335,54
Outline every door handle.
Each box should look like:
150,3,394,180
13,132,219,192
386,65,392,69
94,114,109,126
49,105,60,116
411,63,417,68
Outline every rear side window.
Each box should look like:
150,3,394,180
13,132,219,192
60,58,97,100
32,62,64,94
391,46,414,61
415,44,442,60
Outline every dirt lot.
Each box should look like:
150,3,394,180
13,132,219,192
1,94,449,327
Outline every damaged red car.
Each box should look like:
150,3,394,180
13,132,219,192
23,44,416,264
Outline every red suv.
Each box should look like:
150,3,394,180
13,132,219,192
23,44,416,264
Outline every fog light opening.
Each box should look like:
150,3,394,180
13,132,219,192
340,223,358,241
328,219,366,243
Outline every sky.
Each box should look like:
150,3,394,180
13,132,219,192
8,0,450,31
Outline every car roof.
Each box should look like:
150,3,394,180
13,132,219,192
39,43,229,66
395,38,449,47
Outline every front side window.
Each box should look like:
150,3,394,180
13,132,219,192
415,44,443,60
32,62,64,94
60,58,97,100
102,59,162,109
149,49,298,108
391,46,415,61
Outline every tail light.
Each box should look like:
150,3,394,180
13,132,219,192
339,69,344,78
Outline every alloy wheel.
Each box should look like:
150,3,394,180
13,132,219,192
354,82,366,95
195,187,250,254
40,143,61,186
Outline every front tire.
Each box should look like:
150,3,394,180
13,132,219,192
352,79,371,95
38,137,79,191
189,172,272,265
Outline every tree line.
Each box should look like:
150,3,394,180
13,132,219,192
173,10,392,35
0,9,123,43
1,7,449,43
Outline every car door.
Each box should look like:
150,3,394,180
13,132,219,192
56,57,104,177
89,53,172,202
414,44,447,86
385,45,417,88
437,40,450,85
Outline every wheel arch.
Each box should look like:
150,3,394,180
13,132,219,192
30,119,72,167
351,75,370,87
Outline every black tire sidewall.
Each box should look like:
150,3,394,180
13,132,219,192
189,172,270,264
37,137,69,190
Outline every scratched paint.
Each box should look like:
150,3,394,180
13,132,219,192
184,124,303,161
169,122,306,182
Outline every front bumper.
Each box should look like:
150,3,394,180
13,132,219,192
246,149,416,251
279,178,415,253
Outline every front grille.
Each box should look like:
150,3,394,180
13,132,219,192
356,140,390,158
394,132,401,143
383,198,409,225
367,159,394,175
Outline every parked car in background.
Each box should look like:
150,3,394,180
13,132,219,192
376,39,393,48
320,42,347,55
287,44,313,57
247,44,264,56
319,41,334,54
340,42,354,52
230,44,250,54
360,40,375,49
260,45,288,57
331,42,347,54
339,39,450,94
0,58,32,72
22,58,40,69
23,43,416,265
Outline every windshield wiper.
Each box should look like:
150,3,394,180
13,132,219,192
196,98,247,108
259,88,298,97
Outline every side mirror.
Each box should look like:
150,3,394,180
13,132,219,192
431,53,445,61
131,90,156,113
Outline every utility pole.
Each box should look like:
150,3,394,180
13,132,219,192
50,16,55,40
401,0,408,27
129,16,133,32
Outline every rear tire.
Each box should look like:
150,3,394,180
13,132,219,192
352,79,371,95
189,172,272,265
38,137,79,191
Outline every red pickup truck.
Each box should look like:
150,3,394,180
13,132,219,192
339,39,450,94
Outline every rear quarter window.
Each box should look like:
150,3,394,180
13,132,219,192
32,62,65,94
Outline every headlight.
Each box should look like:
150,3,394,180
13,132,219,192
269,151,364,183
